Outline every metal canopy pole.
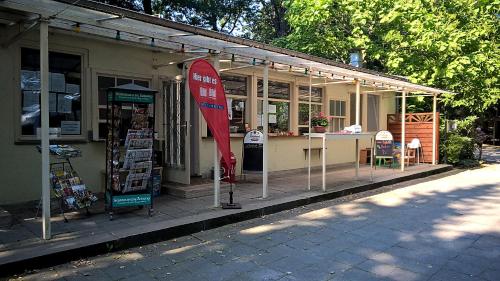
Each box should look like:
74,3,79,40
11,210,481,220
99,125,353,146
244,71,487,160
262,60,269,198
213,54,221,207
307,68,312,191
401,91,406,172
40,19,51,240
355,79,361,125
432,94,437,165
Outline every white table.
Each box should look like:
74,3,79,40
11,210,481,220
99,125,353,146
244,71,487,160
306,133,375,191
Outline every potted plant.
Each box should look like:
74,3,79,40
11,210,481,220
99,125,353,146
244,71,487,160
311,112,329,133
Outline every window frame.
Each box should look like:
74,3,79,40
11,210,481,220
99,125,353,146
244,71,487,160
222,74,249,136
298,85,324,133
15,43,88,142
91,70,153,141
256,78,292,135
366,94,381,132
329,98,347,132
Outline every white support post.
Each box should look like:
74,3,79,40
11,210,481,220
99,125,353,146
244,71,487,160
355,79,361,178
40,19,51,240
262,61,269,198
213,54,221,207
355,79,361,126
307,68,312,191
401,91,406,172
432,94,437,165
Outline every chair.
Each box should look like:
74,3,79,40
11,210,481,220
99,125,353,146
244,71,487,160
404,145,416,166
407,138,422,165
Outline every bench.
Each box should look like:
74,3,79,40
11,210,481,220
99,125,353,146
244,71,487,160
303,147,326,159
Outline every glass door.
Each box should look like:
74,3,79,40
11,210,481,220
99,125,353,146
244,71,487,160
163,78,190,184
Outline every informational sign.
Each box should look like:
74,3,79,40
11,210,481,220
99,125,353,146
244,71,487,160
61,121,81,135
227,98,233,120
110,194,151,207
188,59,233,171
268,104,276,114
57,94,73,113
375,130,394,157
242,130,264,171
22,91,39,110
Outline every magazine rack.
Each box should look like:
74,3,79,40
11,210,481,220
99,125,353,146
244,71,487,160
36,145,97,222
105,83,157,220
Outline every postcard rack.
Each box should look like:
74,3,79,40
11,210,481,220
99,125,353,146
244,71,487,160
36,145,97,222
105,84,157,220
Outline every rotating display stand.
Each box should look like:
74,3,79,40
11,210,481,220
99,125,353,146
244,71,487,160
105,83,157,220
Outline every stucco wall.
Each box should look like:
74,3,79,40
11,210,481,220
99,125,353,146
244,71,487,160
0,28,181,204
0,27,396,204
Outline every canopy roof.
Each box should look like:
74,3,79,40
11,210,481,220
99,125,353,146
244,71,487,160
0,0,454,95
108,83,157,93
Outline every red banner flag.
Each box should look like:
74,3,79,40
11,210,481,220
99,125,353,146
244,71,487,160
188,59,232,170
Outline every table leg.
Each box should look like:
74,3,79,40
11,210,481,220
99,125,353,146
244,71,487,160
355,139,359,178
370,137,374,181
322,136,326,192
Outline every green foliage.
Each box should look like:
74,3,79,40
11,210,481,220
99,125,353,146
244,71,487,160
311,113,329,127
244,0,289,43
441,134,475,165
440,116,481,166
154,0,258,33
279,0,500,116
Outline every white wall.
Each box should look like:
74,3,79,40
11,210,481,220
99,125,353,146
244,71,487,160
0,27,396,204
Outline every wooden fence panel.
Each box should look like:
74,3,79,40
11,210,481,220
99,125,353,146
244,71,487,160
387,113,440,163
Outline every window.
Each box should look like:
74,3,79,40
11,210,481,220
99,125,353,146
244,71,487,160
222,75,248,134
20,48,82,137
257,79,291,134
349,93,362,125
367,94,380,131
329,100,346,132
298,86,323,135
97,75,150,140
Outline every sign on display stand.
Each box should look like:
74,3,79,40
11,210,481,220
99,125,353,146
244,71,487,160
242,130,264,172
375,130,394,167
188,59,240,209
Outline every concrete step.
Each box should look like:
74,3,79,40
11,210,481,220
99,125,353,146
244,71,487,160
164,182,232,198
0,207,12,227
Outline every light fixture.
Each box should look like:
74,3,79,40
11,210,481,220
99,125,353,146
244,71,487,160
349,48,363,67
72,23,80,33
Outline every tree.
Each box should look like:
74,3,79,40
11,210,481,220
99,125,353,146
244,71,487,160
244,0,290,43
154,0,258,34
94,0,151,14
279,0,499,117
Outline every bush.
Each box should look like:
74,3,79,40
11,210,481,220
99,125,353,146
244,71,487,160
441,134,475,165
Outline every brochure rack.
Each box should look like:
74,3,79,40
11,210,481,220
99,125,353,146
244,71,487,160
105,84,157,220
36,145,97,222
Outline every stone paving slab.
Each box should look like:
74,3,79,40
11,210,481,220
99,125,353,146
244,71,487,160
0,164,452,276
6,163,499,280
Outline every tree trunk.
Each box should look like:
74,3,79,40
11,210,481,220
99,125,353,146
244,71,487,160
142,0,152,15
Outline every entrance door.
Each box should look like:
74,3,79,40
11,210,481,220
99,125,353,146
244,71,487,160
163,78,190,184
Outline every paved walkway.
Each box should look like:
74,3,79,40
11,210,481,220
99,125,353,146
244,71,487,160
0,163,444,259
5,162,500,280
